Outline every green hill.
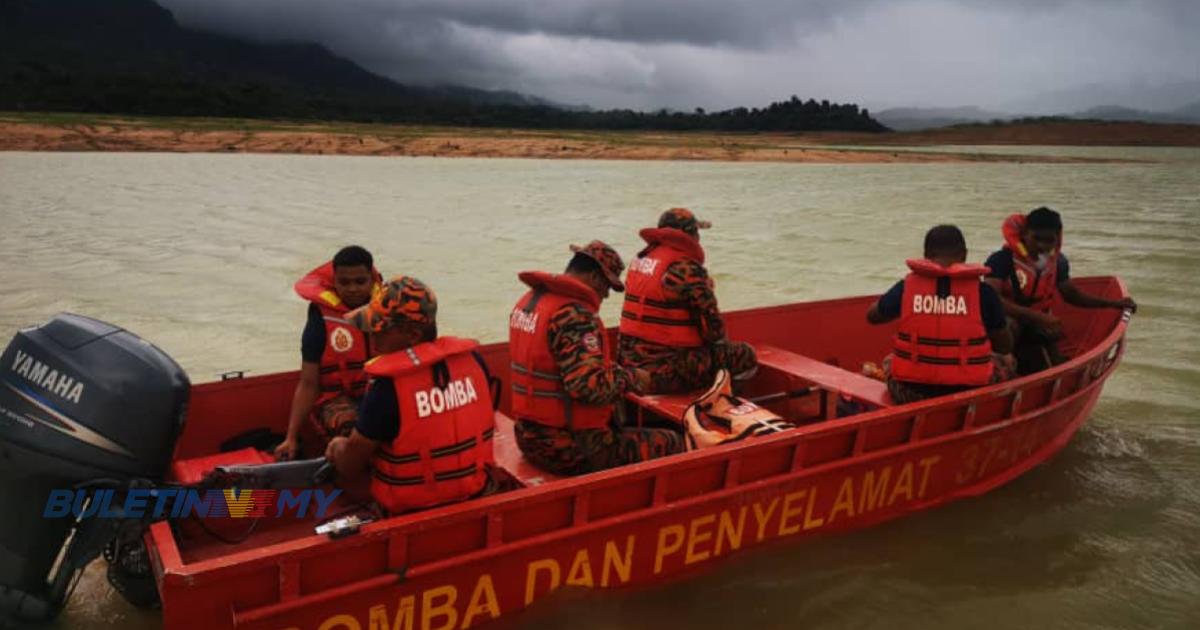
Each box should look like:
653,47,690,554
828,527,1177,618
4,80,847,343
0,0,887,132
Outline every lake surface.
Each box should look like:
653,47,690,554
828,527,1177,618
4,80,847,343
1,150,1197,629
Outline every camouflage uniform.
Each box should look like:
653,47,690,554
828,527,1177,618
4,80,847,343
619,208,757,394
514,241,684,476
881,353,1015,404
318,394,360,438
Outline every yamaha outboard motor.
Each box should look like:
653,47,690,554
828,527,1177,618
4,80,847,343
0,314,188,621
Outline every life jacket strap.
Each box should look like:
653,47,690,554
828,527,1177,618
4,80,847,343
894,349,991,366
378,428,495,464
896,332,988,347
510,362,563,382
373,463,482,486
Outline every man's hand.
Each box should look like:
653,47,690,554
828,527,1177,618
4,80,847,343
997,353,1017,376
273,437,300,461
1034,311,1063,337
324,431,378,482
1112,296,1137,313
324,436,348,465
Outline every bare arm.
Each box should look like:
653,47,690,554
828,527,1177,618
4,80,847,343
275,362,320,459
988,325,1014,355
1059,279,1138,312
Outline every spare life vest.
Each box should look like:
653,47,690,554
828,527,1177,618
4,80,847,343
1001,213,1062,313
891,259,994,386
508,271,613,431
619,227,707,347
295,261,381,404
684,369,793,450
365,336,495,514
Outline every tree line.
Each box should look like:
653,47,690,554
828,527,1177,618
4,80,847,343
0,0,888,133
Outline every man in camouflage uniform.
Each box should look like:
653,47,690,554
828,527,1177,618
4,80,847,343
618,208,757,394
508,241,685,476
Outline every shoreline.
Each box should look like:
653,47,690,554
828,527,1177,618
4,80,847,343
3,113,1196,163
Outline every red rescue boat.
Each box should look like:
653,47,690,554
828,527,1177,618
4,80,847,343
147,277,1132,630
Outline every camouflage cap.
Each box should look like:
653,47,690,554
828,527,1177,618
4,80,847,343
657,207,712,236
346,275,437,333
569,240,626,292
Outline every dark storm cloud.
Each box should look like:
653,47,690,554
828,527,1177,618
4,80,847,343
155,0,1200,111
158,0,855,49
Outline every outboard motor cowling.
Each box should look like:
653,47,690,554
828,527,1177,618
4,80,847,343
0,313,189,621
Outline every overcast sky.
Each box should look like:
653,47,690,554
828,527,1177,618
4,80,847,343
157,0,1200,113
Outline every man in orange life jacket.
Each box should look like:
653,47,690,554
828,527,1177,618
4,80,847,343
276,246,382,460
618,208,757,394
325,276,499,514
984,207,1137,375
509,241,684,476
867,225,1014,404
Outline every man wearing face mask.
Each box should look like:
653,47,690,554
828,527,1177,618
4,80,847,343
984,207,1137,375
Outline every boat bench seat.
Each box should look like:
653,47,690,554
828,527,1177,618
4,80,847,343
491,411,567,487
624,392,691,425
755,344,892,408
622,344,894,423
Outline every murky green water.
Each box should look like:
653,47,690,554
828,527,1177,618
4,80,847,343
1,150,1197,629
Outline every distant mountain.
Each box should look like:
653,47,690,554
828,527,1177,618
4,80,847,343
0,0,887,132
0,0,546,119
1070,104,1200,125
1005,80,1200,116
1073,105,1156,122
1170,101,1200,121
875,100,1200,131
875,106,1013,131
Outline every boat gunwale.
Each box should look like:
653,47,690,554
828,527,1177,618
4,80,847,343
151,276,1131,587
234,355,1115,624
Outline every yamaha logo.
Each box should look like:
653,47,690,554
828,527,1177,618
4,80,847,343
330,326,355,353
10,349,85,404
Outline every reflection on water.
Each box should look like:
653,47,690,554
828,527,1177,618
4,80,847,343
0,149,1197,629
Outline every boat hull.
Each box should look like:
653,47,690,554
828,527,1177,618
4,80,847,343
146,278,1130,630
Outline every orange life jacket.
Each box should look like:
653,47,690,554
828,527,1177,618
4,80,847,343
891,259,994,386
365,336,495,514
508,271,612,431
683,370,793,450
619,227,706,347
1000,213,1062,313
295,261,380,404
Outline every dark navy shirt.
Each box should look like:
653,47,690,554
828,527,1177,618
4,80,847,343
984,249,1070,285
356,351,494,443
300,304,327,363
356,377,400,442
876,280,1006,331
